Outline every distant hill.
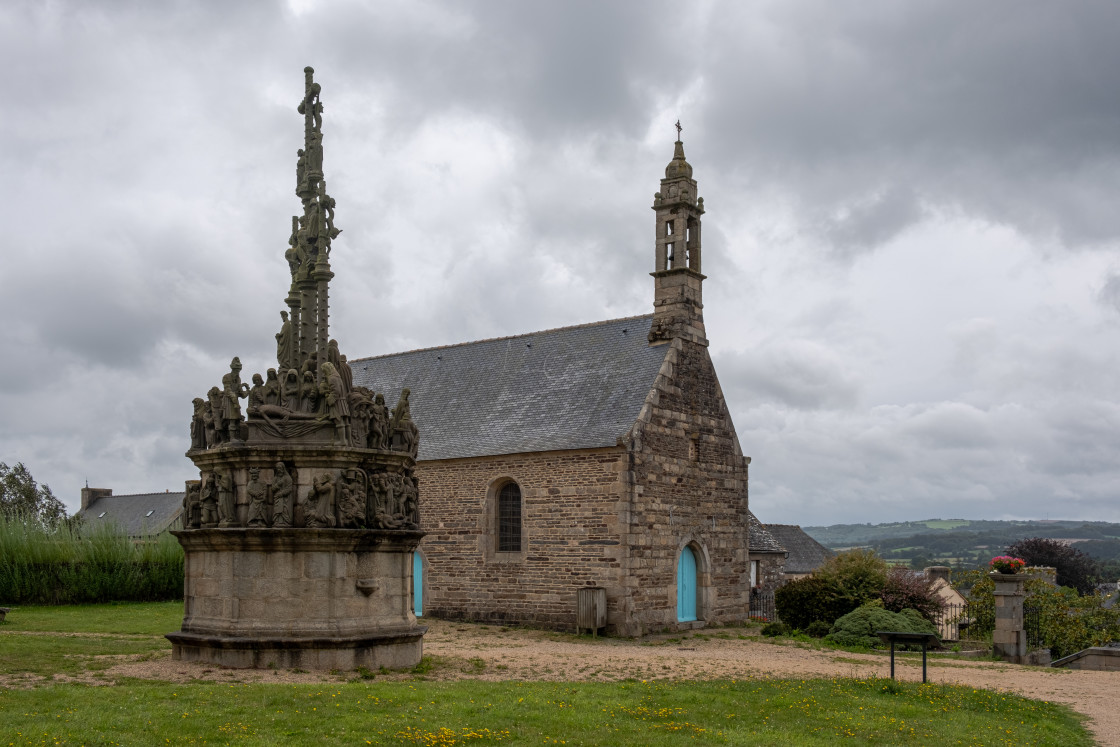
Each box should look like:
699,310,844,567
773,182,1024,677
802,519,1120,577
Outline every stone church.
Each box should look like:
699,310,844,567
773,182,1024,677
351,139,754,636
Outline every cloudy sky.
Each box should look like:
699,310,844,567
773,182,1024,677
4,0,1120,525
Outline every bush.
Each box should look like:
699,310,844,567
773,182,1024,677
760,622,790,637
825,604,939,649
0,513,183,604
805,620,831,638
1007,537,1100,595
880,566,946,621
817,549,889,609
775,549,890,629
774,575,851,630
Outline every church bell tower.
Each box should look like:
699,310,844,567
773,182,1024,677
649,125,706,346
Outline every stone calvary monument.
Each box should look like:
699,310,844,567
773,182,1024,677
167,68,425,670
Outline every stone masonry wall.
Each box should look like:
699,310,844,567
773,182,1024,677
414,448,628,630
621,337,751,635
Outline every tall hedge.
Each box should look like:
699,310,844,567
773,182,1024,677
0,514,183,605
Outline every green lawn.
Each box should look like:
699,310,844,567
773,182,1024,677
0,603,1092,746
2,600,184,634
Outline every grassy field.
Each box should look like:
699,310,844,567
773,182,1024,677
0,603,1093,746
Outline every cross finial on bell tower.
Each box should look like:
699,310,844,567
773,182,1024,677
648,133,707,346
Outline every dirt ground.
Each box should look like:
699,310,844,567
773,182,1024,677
13,620,1120,745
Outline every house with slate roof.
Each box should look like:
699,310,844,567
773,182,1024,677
765,524,834,581
350,139,754,635
748,511,788,589
77,486,183,537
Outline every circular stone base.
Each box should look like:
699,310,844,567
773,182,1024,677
167,628,425,670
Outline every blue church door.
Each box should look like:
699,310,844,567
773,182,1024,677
412,552,423,617
677,546,697,622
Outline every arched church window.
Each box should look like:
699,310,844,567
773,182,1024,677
498,482,522,552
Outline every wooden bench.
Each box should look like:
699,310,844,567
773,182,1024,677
877,631,940,683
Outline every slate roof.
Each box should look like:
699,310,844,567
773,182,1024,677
748,511,786,554
77,492,183,536
766,524,835,574
350,315,669,461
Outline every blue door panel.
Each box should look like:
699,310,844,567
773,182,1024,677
677,546,697,622
412,552,423,617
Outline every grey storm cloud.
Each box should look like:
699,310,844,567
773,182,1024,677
2,0,1120,525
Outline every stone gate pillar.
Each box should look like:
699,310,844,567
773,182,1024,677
991,572,1026,663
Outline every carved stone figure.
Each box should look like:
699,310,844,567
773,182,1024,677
390,388,418,457
327,339,349,394
319,361,350,442
247,373,266,415
246,468,269,527
217,471,237,528
400,473,420,529
300,369,318,413
184,480,201,529
271,462,293,528
222,358,250,442
264,368,282,406
206,387,224,447
338,469,366,528
305,472,336,528
190,398,207,450
276,311,293,370
319,181,341,241
369,393,389,449
200,474,218,528
282,368,301,410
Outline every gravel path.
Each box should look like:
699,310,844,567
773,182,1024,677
67,620,1120,746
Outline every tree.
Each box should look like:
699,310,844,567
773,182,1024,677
1006,537,1100,595
880,565,946,621
0,462,67,526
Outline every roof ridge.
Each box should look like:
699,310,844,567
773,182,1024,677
349,314,654,363
94,491,185,499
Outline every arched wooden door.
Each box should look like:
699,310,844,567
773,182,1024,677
677,546,697,622
412,551,423,617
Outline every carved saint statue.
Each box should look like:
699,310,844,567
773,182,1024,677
300,369,318,413
221,357,250,442
319,361,350,442
271,462,293,528
283,369,301,411
200,474,218,528
390,388,418,457
184,480,201,529
190,398,206,450
206,387,223,447
264,368,282,407
217,471,237,528
276,311,293,371
246,467,269,527
247,373,266,416
304,472,336,528
369,393,390,450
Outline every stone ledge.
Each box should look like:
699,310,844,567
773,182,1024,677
174,527,423,553
168,627,426,670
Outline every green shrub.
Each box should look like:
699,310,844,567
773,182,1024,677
805,620,831,638
774,575,850,629
760,621,790,637
775,549,891,629
825,604,938,649
817,548,889,607
0,514,183,604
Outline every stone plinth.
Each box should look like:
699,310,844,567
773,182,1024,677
167,528,425,670
991,571,1026,663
